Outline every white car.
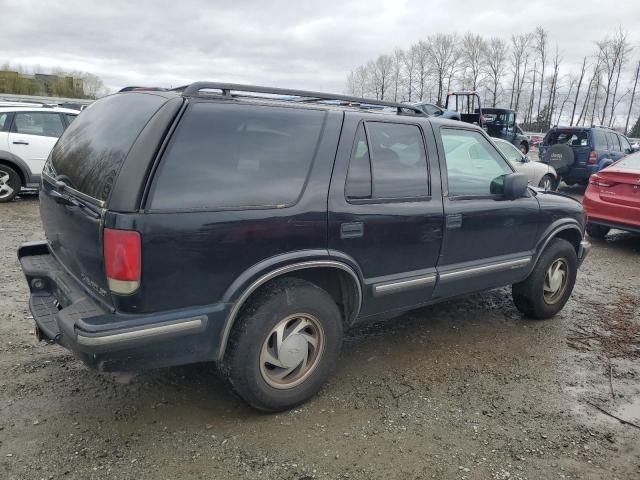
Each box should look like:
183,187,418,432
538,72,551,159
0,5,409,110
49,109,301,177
492,137,558,190
0,105,79,202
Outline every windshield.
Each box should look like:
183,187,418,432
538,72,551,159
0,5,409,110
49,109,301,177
46,93,167,201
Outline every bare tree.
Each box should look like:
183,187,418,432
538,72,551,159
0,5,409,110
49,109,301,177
425,33,459,106
509,33,533,113
570,57,588,126
534,26,548,120
415,41,430,101
460,32,486,91
402,45,418,102
597,30,631,125
546,46,562,128
483,37,508,107
625,59,640,135
391,49,404,102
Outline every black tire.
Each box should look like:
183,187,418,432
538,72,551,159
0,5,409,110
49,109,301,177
223,277,343,412
512,238,578,320
586,223,610,239
0,165,22,203
538,174,555,190
519,142,529,155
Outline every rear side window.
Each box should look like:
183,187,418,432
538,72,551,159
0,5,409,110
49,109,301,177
0,113,8,131
592,130,608,150
13,112,64,137
47,93,166,201
619,135,632,153
546,130,589,147
150,103,325,211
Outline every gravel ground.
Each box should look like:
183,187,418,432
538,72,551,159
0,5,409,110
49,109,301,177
1,191,639,480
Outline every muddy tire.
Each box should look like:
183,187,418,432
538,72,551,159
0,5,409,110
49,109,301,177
586,223,610,239
223,278,343,412
0,165,21,203
512,238,578,320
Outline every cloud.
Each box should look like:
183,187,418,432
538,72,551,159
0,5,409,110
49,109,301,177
2,0,639,93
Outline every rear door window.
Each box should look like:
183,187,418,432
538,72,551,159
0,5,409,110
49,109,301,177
47,93,167,201
607,132,621,152
150,102,325,211
619,135,632,153
13,112,64,137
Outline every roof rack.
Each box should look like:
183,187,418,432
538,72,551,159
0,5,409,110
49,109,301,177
590,124,615,130
180,82,424,116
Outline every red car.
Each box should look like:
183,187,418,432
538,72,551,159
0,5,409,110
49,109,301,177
583,152,640,238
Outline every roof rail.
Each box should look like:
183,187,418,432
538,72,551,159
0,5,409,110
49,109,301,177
180,82,424,116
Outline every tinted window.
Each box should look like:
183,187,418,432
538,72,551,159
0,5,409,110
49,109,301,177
494,140,522,163
14,112,64,137
47,93,166,201
441,129,512,197
366,122,428,198
150,103,325,210
345,124,372,199
607,132,621,152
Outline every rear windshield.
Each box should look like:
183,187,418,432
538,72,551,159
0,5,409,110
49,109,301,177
545,130,589,147
46,93,167,201
149,102,325,211
614,152,640,170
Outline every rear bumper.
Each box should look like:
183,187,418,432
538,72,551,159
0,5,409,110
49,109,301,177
18,241,231,371
562,165,598,184
584,189,640,233
586,218,640,234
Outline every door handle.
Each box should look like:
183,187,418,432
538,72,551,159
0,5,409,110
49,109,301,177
12,141,29,145
445,214,462,229
340,222,364,239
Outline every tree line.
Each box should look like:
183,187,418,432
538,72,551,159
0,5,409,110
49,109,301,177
346,28,640,135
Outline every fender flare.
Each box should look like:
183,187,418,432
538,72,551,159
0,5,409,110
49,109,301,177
533,220,583,265
216,252,363,360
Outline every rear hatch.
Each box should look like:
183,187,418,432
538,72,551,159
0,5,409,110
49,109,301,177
40,92,171,306
541,129,591,165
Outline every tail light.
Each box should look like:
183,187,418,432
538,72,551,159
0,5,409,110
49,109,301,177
587,150,598,165
589,174,615,188
104,228,141,295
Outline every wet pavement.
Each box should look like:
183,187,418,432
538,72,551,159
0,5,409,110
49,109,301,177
1,193,639,479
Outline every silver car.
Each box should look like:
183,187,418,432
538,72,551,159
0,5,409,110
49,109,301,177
492,137,558,190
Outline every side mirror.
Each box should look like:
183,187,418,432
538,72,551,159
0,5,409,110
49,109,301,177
502,172,529,199
521,155,529,163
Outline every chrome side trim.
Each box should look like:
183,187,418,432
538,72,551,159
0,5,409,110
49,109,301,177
217,260,363,360
76,316,206,348
373,274,436,296
439,257,531,282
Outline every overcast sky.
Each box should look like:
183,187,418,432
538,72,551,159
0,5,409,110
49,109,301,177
2,0,639,93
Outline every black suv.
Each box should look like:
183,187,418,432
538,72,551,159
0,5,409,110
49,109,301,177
19,83,590,411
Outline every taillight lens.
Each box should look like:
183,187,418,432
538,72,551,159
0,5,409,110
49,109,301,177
104,228,141,295
589,174,615,187
587,150,598,165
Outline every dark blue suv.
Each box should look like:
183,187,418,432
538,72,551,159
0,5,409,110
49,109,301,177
18,82,590,411
539,126,637,186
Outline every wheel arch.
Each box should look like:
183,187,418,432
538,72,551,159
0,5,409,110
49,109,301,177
535,222,583,262
217,257,363,360
0,151,29,185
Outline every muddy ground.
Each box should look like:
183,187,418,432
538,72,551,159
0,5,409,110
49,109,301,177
1,191,639,480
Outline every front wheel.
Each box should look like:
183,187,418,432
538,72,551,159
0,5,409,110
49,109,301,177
0,165,21,203
223,278,343,412
512,238,578,320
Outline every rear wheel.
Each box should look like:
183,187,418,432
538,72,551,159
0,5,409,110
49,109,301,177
224,278,343,412
512,238,578,320
0,165,21,203
586,223,610,239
